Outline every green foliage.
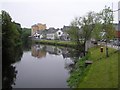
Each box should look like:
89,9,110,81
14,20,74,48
21,28,31,51
34,40,76,48
67,55,91,88
101,6,115,40
2,10,22,63
91,13,103,40
21,28,31,44
67,12,96,56
67,26,80,44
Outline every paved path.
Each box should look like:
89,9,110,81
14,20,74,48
98,42,119,50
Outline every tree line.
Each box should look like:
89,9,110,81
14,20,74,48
2,10,31,63
2,10,31,89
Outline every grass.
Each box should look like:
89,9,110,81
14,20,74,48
32,40,77,47
78,46,118,88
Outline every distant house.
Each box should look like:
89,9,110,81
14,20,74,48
45,28,64,40
56,29,63,38
60,26,72,41
33,30,44,39
45,28,57,40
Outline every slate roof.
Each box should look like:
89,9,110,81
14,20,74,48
46,28,59,34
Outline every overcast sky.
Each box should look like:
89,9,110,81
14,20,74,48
0,0,119,28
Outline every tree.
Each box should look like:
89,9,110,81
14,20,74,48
101,6,116,57
91,13,103,41
21,28,31,50
68,12,96,55
2,10,22,63
67,18,81,47
2,10,23,89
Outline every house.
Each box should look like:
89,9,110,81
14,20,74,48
33,30,44,39
60,26,72,41
45,28,63,40
46,27,57,40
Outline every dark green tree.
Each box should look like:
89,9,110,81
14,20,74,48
2,10,23,90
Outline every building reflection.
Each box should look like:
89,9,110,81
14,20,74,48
31,44,84,73
31,44,46,59
31,44,84,60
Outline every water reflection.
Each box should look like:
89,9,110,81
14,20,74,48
31,44,46,58
2,46,23,89
3,43,86,88
31,44,84,60
31,44,85,75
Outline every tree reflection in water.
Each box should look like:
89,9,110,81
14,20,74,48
2,46,23,90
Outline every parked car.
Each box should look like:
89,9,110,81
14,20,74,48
91,40,98,44
100,39,107,42
113,40,120,46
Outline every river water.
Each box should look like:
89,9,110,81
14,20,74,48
12,44,78,88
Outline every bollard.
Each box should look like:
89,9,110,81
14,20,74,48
100,47,103,52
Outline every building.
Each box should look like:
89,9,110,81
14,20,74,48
118,1,120,38
46,28,63,40
31,23,46,36
37,23,47,30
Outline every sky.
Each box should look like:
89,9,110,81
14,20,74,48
0,0,120,29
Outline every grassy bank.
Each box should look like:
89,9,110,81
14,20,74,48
78,46,118,88
67,45,118,88
32,40,77,47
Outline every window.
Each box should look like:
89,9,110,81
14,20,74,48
58,32,61,35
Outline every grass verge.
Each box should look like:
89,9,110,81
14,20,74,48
32,40,77,48
78,46,118,88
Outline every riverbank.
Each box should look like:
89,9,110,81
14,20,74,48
67,45,118,88
32,40,77,48
79,46,118,88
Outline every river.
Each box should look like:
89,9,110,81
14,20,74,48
12,44,80,88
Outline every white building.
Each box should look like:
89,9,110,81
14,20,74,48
46,28,63,40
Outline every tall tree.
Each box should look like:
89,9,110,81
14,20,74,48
101,6,115,57
67,18,81,47
2,10,22,63
68,12,96,55
2,10,23,89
